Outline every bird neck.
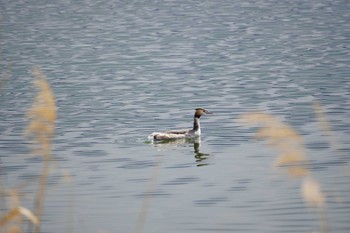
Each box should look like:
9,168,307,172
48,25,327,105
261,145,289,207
193,116,201,132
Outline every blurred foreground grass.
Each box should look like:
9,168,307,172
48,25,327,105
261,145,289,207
0,67,56,233
240,111,329,233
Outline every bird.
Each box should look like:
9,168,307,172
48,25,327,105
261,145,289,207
148,108,212,140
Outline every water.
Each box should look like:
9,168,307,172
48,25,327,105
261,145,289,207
1,0,350,232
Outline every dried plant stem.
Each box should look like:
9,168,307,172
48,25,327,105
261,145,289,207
25,67,56,233
313,101,341,155
318,207,329,233
134,156,163,233
241,112,329,232
34,155,50,233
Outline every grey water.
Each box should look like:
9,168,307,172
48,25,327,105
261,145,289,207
1,0,350,232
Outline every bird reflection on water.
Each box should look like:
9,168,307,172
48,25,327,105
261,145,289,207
149,137,210,167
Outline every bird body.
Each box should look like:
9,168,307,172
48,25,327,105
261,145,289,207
148,108,212,140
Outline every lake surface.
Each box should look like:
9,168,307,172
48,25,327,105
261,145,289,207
1,0,350,232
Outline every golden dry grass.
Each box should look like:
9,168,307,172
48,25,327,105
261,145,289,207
313,101,341,154
241,111,328,232
0,207,39,227
24,67,56,158
240,112,309,178
302,177,325,207
134,155,163,233
0,189,37,233
0,67,56,233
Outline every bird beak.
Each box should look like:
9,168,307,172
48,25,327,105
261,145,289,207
205,110,213,114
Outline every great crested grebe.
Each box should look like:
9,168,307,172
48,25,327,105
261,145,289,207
148,108,212,140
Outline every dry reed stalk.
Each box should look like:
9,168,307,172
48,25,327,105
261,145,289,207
24,67,56,233
134,155,163,233
313,101,341,153
0,189,39,233
302,178,325,207
302,177,329,232
0,190,23,232
1,30,56,231
241,112,328,232
240,112,309,178
0,207,39,227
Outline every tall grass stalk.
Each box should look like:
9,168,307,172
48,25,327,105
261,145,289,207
0,189,38,233
0,67,55,233
134,155,163,233
241,112,328,233
24,67,56,233
313,101,341,154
